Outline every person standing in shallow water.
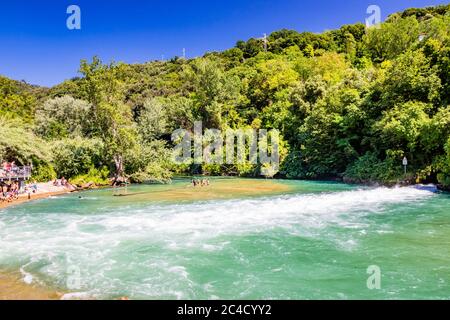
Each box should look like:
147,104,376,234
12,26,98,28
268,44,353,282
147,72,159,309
190,178,211,188
1,184,7,200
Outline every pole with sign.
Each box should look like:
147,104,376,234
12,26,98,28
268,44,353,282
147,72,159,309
403,157,408,176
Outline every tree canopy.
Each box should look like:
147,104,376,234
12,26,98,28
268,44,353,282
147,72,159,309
1,4,450,188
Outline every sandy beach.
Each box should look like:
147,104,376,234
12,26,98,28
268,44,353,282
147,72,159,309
0,182,74,210
0,272,62,300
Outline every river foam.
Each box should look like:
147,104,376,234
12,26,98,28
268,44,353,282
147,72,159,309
87,186,435,239
0,185,438,299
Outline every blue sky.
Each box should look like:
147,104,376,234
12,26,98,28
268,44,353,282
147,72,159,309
0,0,448,87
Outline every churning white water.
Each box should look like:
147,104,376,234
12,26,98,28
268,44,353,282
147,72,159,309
0,184,442,299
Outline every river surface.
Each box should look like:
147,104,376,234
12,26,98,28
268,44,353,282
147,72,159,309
0,178,449,299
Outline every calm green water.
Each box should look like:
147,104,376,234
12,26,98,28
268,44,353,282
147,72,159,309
0,178,449,299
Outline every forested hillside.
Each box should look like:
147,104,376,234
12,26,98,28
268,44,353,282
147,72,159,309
1,4,450,188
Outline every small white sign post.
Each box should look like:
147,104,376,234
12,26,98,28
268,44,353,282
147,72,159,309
403,157,408,176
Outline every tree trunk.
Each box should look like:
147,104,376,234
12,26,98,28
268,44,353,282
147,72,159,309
112,154,124,186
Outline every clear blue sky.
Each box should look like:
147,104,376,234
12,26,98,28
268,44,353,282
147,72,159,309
0,0,448,87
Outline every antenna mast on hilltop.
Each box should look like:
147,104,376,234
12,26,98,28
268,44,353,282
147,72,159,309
263,33,268,52
182,48,186,59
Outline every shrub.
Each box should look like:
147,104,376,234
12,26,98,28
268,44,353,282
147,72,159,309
32,163,57,182
70,166,110,186
344,151,405,183
51,137,105,178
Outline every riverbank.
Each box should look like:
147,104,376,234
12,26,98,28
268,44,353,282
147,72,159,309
342,176,449,192
0,271,62,300
0,182,75,210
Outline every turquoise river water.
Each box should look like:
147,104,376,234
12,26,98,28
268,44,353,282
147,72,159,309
0,178,449,299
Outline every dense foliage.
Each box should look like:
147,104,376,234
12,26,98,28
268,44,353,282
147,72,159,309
1,4,449,188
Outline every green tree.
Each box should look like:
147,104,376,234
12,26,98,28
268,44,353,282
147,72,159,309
365,15,420,62
137,97,169,142
51,137,105,178
0,76,38,122
35,95,91,139
185,58,241,128
78,57,138,181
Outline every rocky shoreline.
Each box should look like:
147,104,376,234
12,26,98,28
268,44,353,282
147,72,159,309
340,175,448,192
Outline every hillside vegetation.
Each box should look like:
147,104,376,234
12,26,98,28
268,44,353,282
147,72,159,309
1,4,450,188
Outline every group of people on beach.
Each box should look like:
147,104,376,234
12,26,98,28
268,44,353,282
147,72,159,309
0,160,38,204
1,182,20,202
0,181,38,203
191,178,210,187
53,177,68,188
